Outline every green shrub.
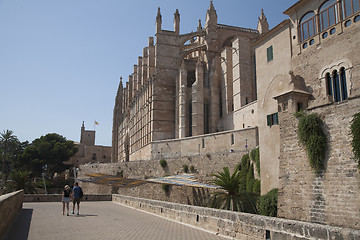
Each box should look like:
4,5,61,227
182,164,189,173
258,188,278,217
350,113,360,169
295,112,327,173
159,159,167,168
236,153,250,172
190,165,195,173
252,179,261,194
246,164,255,192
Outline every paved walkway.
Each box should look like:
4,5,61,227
4,201,230,240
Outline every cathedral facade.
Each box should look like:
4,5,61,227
112,0,360,229
112,2,263,163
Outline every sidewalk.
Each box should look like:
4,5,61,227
4,201,230,240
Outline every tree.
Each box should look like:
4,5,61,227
204,167,258,213
4,170,36,194
19,133,78,177
0,130,20,179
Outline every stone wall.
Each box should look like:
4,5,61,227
23,194,112,202
78,151,250,204
278,97,360,230
0,190,23,239
277,11,360,230
130,127,258,161
112,194,360,240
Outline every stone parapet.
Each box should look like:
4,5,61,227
112,194,360,240
24,194,112,202
0,190,24,239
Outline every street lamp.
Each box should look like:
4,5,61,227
73,166,79,184
42,165,47,194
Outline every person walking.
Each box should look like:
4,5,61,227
71,182,83,215
62,185,72,216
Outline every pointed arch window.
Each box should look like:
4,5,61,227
319,0,339,32
300,12,317,42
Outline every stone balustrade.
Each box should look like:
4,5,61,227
112,194,360,240
0,190,24,239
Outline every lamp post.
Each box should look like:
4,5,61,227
42,165,47,194
73,166,79,184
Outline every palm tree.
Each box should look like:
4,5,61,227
5,170,36,194
204,167,258,213
0,130,19,180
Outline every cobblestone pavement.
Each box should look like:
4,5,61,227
4,201,230,240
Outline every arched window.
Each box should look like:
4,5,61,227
343,0,360,18
332,70,341,102
326,69,348,103
340,67,348,101
325,72,332,96
300,12,317,42
319,0,339,31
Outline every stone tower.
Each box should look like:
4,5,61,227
80,121,95,146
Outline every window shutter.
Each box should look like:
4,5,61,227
275,112,279,125
267,115,271,126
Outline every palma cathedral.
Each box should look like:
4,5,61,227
112,0,360,230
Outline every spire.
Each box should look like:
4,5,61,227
115,77,123,109
197,19,202,32
205,1,217,29
257,9,269,34
156,7,162,33
174,9,180,35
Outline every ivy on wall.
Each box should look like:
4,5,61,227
250,147,260,176
295,112,327,173
350,112,360,169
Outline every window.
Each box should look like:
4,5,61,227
204,103,209,134
326,69,348,102
300,12,317,42
231,133,234,145
320,0,338,32
343,0,360,18
187,70,196,87
267,45,273,62
266,112,279,126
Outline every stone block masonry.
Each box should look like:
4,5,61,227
78,151,252,205
112,194,360,240
278,97,360,230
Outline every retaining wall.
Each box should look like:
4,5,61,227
112,194,360,240
0,190,24,239
24,194,112,202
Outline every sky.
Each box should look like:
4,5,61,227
0,0,298,146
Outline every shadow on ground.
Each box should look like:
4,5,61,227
4,208,33,240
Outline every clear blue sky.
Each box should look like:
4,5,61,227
0,0,298,146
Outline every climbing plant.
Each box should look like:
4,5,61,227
350,112,360,169
295,112,327,173
250,147,260,175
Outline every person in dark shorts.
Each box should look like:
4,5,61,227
71,182,83,215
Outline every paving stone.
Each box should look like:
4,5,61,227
4,202,230,240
